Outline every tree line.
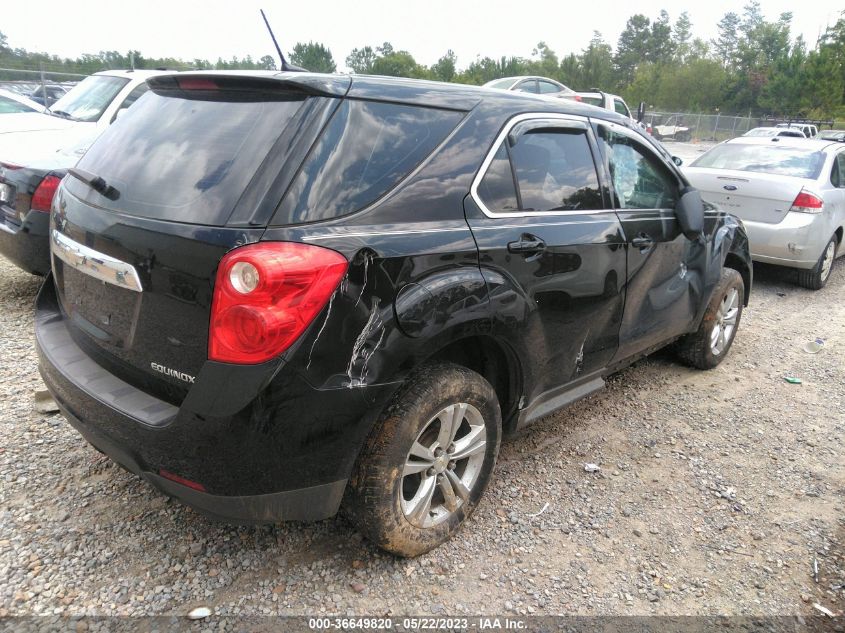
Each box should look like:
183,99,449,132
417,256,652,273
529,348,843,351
1,3,843,119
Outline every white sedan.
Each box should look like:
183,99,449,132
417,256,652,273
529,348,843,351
0,88,45,114
684,136,845,289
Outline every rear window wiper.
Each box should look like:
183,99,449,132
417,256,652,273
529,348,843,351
68,168,120,201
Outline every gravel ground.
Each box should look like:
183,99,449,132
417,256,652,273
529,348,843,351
0,254,843,618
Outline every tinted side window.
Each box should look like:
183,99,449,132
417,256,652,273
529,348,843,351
516,80,538,94
538,81,561,94
613,98,630,117
112,83,149,122
509,130,602,212
477,144,518,212
832,153,845,188
598,127,678,210
273,100,463,225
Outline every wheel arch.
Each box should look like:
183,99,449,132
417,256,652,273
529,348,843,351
723,252,751,306
422,334,522,434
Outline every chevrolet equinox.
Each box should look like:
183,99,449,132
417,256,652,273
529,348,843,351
36,72,752,556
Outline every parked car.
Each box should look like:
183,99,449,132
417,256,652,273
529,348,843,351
37,71,751,557
27,84,69,107
652,115,692,141
483,75,574,96
819,130,845,142
0,70,169,275
685,136,845,289
567,89,635,120
0,88,44,114
776,122,817,138
743,126,805,138
0,69,167,138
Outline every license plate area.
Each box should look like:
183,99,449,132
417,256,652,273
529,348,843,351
54,260,142,350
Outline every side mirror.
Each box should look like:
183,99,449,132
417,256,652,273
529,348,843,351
675,188,704,241
672,156,683,167
636,101,645,124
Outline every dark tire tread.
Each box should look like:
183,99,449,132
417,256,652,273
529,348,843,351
676,268,744,370
344,362,501,557
796,236,837,290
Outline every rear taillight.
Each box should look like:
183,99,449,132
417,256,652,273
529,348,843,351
790,189,824,214
31,175,61,212
209,242,348,364
574,95,582,102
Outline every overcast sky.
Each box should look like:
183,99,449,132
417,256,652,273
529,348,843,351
2,0,843,71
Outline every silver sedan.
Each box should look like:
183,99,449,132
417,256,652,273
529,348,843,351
684,137,845,289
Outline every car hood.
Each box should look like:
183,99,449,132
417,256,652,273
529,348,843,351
0,111,81,135
0,126,101,167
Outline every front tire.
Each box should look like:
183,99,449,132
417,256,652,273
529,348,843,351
345,362,501,557
676,268,744,369
797,236,837,290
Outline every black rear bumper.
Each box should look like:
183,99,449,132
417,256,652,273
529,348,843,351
35,277,382,523
0,210,50,275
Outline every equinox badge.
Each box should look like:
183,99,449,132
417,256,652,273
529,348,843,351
151,362,196,384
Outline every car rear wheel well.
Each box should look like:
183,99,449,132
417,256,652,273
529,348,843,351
723,253,751,306
426,336,519,430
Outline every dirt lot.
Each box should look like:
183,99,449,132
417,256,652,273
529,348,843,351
0,253,843,618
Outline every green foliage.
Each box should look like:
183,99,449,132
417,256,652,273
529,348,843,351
431,50,457,83
2,6,844,119
346,46,377,74
289,42,336,73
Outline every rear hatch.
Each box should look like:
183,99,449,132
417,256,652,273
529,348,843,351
50,73,345,404
686,142,826,224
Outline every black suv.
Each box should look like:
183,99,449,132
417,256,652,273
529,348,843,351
36,72,751,557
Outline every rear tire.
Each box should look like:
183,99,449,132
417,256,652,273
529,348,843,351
345,362,501,557
796,236,837,290
676,268,744,370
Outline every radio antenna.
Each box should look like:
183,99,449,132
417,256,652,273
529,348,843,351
260,9,305,72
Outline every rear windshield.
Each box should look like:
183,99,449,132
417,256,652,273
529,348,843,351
579,96,603,107
272,100,463,225
68,87,309,225
50,75,129,122
690,143,826,179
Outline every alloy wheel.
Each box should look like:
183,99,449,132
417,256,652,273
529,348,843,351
401,403,487,528
710,287,740,356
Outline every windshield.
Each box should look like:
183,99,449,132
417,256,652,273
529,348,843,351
49,75,130,122
0,94,37,113
691,143,826,179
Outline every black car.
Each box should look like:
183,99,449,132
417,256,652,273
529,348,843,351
0,163,64,275
36,72,752,557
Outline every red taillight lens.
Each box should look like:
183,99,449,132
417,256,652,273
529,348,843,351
574,95,582,102
209,242,348,364
790,190,824,214
31,175,62,212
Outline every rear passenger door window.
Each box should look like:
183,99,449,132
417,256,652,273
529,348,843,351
477,124,603,214
515,80,539,94
538,81,561,94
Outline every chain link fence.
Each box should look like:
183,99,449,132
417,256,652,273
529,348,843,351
0,66,87,106
645,111,758,142
644,111,840,142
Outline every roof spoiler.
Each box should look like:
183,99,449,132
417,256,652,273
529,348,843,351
147,73,351,98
